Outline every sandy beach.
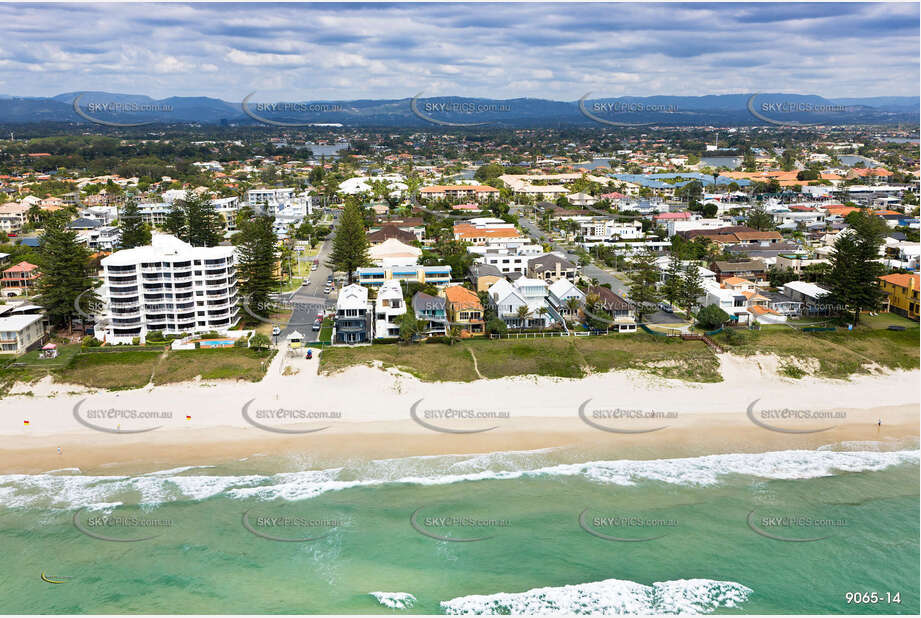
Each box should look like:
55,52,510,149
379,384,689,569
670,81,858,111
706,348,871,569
1,348,918,474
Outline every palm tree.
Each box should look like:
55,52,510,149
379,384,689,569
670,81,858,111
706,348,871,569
565,296,582,321
446,324,462,345
516,305,532,330
536,306,548,330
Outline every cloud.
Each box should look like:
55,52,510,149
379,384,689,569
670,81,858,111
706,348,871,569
0,2,916,99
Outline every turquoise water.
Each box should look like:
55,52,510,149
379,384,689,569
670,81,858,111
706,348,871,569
1,445,918,614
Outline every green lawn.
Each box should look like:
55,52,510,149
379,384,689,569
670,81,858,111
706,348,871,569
57,349,162,390
153,348,276,384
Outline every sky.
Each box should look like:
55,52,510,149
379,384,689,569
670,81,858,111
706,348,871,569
1,2,918,101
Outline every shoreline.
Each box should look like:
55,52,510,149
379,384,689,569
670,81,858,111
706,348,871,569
2,407,917,476
1,352,918,474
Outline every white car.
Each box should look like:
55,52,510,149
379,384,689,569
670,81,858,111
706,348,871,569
272,326,281,336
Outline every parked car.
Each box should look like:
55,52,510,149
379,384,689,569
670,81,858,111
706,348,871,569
311,263,318,271
312,317,322,331
272,326,281,336
658,301,674,313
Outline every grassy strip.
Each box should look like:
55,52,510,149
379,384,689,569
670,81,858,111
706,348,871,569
153,348,276,384
713,325,919,379
56,349,162,390
320,334,722,383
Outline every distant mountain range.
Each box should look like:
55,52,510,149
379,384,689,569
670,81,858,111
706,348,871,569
0,92,916,127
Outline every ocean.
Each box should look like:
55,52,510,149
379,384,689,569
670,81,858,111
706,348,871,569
2,442,918,614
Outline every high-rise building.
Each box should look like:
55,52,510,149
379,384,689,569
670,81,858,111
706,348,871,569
100,235,238,343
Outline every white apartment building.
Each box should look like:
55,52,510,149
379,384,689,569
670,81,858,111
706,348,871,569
469,243,544,275
373,280,406,339
578,218,644,241
100,235,239,344
666,218,735,237
246,187,295,209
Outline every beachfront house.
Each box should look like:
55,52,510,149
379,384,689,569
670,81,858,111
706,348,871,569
487,277,554,329
412,291,448,336
547,278,585,320
585,285,637,332
373,280,406,339
334,284,372,344
443,285,484,335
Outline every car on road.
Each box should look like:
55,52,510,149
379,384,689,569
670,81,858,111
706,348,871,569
272,326,281,336
312,317,322,331
302,279,310,287
311,263,318,271
658,301,674,313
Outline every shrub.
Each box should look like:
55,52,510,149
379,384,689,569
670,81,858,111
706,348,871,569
131,337,140,345
81,336,101,347
485,318,508,335
233,337,247,348
146,330,164,343
696,304,731,330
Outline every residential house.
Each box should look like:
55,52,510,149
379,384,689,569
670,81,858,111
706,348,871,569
468,263,504,292
2,261,39,296
0,313,44,354
585,285,637,332
782,281,832,315
368,238,423,267
373,280,406,339
334,283,372,344
697,280,751,325
528,253,578,283
412,291,447,335
443,285,484,335
879,273,919,320
469,243,543,275
546,278,585,320
710,260,768,284
367,224,418,246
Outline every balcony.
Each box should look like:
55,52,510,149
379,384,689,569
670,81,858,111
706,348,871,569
109,286,139,297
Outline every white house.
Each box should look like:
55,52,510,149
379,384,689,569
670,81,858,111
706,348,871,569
546,278,585,319
0,313,44,354
334,284,372,344
697,280,751,325
373,280,406,339
487,277,553,329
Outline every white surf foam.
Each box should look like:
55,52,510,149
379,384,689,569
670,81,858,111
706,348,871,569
1,448,917,509
369,592,416,610
440,578,752,615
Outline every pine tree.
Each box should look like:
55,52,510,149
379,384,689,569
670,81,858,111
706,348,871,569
119,198,151,249
627,251,661,322
236,216,280,320
163,191,221,247
35,214,99,332
327,200,370,283
826,213,886,325
680,263,705,316
661,254,683,309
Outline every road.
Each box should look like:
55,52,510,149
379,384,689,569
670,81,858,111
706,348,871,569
276,217,339,342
